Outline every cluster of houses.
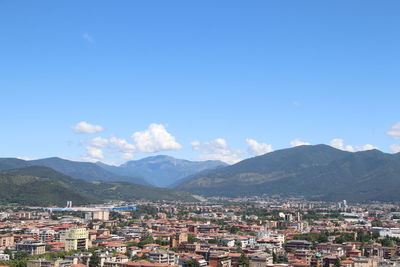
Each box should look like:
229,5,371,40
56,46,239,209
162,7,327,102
1,200,400,267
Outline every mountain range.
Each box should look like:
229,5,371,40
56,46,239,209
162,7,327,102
0,155,225,206
0,156,226,187
97,155,227,187
0,157,149,185
0,166,196,206
175,144,400,202
2,145,400,204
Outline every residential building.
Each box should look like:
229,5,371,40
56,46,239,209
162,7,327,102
149,250,176,265
65,228,89,251
16,241,46,255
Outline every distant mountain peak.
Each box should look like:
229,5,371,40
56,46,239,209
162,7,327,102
107,155,228,187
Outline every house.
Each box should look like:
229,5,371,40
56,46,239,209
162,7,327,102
16,241,46,255
0,234,14,247
149,250,176,265
120,260,174,267
103,241,127,254
65,228,89,251
285,240,312,252
249,253,274,267
209,253,232,267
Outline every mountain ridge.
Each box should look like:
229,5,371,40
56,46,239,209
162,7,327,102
97,155,228,187
175,144,400,202
0,157,149,185
0,165,197,206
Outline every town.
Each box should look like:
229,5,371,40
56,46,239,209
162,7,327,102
1,198,399,267
2,2,400,267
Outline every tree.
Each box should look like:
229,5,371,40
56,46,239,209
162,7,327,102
371,220,383,227
272,252,277,264
235,240,243,248
89,253,101,267
238,253,250,267
138,235,154,248
183,259,200,267
155,238,169,246
188,234,199,244
379,238,394,247
4,247,12,258
132,254,149,261
372,232,380,239
14,251,29,260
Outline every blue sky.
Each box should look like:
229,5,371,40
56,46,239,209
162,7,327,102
1,0,400,164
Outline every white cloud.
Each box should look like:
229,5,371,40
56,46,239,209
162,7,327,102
81,123,181,161
359,144,378,151
86,146,104,160
390,144,400,153
87,136,135,160
131,124,182,152
329,138,378,152
109,137,136,152
329,138,355,152
290,139,311,147
82,33,95,43
89,137,109,147
246,139,273,156
387,122,400,140
72,121,104,134
108,137,135,159
191,138,243,164
121,152,134,160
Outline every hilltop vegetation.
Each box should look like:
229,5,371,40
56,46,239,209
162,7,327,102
0,166,197,206
0,157,149,185
176,145,400,202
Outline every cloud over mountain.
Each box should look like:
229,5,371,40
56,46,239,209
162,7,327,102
86,146,104,160
131,124,182,153
191,138,243,164
329,138,377,152
390,144,400,153
290,139,311,147
246,139,273,156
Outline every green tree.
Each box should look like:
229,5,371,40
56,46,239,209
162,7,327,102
138,235,155,248
235,240,242,248
89,253,101,267
371,221,383,227
379,238,394,247
132,254,149,261
272,252,277,264
238,253,250,267
183,259,201,267
372,232,380,239
4,247,12,258
188,234,199,244
14,251,30,260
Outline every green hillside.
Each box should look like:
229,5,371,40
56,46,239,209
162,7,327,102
176,145,400,202
0,166,197,206
0,157,149,185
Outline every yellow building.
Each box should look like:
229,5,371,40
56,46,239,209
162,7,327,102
0,234,14,247
65,228,89,251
